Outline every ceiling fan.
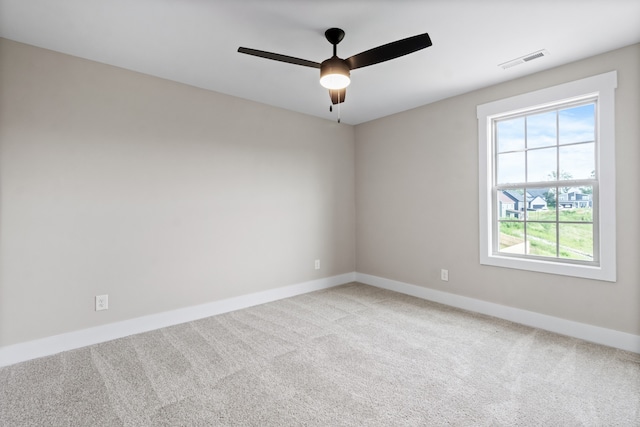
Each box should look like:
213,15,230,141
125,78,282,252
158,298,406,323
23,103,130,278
238,28,432,106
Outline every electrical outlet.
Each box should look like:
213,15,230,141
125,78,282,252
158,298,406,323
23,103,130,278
315,259,321,270
440,269,449,282
95,294,109,311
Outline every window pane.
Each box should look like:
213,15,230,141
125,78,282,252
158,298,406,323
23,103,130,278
500,189,526,218
527,147,556,183
525,187,554,219
497,117,525,152
497,152,524,184
497,191,520,220
559,143,595,180
527,222,557,257
559,104,595,145
527,111,556,149
558,187,593,221
498,221,525,254
559,223,593,261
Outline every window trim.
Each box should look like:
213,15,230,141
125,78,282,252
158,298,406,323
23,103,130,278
477,71,617,282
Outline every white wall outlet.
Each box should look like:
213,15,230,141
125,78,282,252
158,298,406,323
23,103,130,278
440,269,449,282
314,259,321,270
95,294,109,311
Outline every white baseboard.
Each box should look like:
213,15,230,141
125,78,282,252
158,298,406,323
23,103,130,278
0,272,356,367
4,271,637,367
356,272,640,354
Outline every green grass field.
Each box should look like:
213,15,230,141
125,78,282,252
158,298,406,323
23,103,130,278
499,208,593,260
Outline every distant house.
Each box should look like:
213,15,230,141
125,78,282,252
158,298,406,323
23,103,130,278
525,189,549,210
500,190,548,218
558,190,592,208
528,195,548,210
498,191,516,217
502,190,526,212
502,190,548,210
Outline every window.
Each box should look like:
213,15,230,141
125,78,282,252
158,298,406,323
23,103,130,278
477,72,617,281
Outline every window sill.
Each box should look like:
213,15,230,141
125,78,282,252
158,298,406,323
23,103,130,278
480,252,616,282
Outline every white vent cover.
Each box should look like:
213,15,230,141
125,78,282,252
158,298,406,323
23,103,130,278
499,49,549,69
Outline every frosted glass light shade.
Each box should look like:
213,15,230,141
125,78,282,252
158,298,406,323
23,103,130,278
320,73,351,89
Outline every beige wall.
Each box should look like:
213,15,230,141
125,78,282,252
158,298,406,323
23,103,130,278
1,37,638,349
0,39,356,346
356,44,640,335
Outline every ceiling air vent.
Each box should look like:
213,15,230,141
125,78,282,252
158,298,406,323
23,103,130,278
499,49,549,70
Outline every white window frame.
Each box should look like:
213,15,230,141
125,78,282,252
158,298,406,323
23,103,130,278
477,71,617,282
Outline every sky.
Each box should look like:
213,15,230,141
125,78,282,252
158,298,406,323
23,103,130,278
495,102,595,185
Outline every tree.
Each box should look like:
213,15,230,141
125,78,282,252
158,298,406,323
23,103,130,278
548,170,573,194
544,170,575,208
580,187,593,195
543,189,556,208
580,170,596,195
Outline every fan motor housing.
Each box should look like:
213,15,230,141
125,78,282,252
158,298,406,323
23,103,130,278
319,56,351,89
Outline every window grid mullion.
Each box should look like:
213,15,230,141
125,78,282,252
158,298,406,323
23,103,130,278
555,110,560,258
523,116,528,255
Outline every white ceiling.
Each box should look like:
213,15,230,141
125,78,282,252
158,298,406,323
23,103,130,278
1,0,639,125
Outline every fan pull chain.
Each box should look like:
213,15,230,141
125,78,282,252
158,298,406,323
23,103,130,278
329,92,342,123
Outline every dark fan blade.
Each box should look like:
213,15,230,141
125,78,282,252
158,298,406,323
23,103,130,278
345,33,432,70
238,47,321,69
329,88,346,105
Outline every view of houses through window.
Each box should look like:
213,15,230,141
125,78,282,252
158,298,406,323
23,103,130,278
494,101,596,262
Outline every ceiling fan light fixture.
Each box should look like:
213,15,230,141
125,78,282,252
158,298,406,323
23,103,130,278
238,28,432,106
319,57,351,89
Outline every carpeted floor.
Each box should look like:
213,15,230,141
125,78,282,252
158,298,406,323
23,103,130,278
1,283,639,426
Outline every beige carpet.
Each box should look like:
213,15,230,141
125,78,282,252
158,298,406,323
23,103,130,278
1,283,639,426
